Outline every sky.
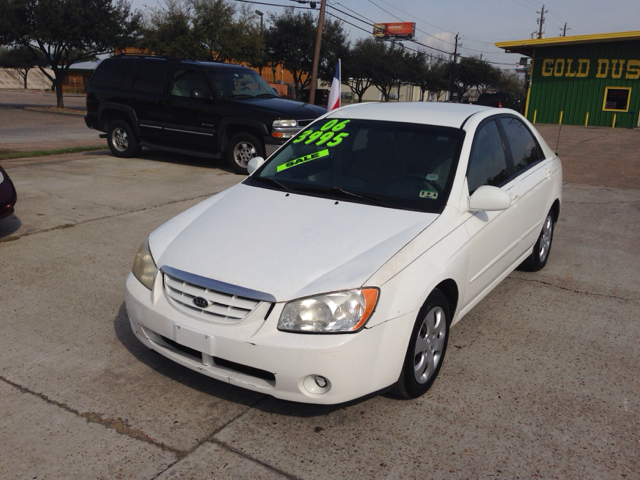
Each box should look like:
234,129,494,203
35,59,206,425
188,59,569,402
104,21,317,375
130,0,640,70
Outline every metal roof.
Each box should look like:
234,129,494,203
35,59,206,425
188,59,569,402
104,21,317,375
495,30,640,56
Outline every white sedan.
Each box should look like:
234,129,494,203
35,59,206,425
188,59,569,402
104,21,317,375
125,102,562,404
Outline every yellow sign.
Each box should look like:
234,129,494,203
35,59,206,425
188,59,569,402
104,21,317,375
541,58,640,79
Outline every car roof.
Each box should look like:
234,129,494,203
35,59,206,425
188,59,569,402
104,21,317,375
332,102,493,129
109,56,251,70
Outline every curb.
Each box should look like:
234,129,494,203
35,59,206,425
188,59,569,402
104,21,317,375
24,107,85,116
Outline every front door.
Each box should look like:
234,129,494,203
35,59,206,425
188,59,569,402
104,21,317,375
163,67,216,149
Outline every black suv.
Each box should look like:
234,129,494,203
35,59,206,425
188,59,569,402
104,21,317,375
85,56,326,173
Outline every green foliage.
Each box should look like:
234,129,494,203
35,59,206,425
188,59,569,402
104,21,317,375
496,71,525,98
140,0,263,63
0,0,141,107
265,8,348,100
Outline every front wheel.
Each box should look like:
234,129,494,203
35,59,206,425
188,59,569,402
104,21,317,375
107,120,140,158
393,289,450,399
519,210,555,272
225,132,264,174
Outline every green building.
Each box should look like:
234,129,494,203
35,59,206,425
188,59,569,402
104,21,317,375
497,31,640,128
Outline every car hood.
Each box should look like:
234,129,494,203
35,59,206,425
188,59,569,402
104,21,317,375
226,97,326,119
152,184,438,302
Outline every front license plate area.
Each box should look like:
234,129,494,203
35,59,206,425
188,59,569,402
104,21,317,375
174,324,214,356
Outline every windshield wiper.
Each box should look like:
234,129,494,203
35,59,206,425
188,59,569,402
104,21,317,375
292,184,388,207
248,176,290,191
228,94,253,98
256,93,277,98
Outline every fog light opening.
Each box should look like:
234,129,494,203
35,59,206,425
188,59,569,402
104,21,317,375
303,375,331,395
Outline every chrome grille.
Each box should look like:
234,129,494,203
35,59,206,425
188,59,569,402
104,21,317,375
164,273,261,324
297,119,315,127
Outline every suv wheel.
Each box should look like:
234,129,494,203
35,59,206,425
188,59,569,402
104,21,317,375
107,120,140,158
226,132,264,174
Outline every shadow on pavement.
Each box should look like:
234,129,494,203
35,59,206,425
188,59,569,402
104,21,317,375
113,302,385,417
0,214,21,239
91,147,239,175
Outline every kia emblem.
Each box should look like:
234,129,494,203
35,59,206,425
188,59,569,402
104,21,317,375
193,296,209,308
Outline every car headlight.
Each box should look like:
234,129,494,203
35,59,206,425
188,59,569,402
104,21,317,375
132,236,157,290
278,288,379,333
272,119,298,128
0,170,4,184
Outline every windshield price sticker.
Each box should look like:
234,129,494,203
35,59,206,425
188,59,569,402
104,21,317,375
277,149,330,172
293,119,351,147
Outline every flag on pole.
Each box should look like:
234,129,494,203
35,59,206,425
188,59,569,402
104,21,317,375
327,59,341,111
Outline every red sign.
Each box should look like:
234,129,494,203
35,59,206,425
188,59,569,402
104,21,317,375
373,22,415,40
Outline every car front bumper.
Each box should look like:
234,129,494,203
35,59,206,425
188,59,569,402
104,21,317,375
125,272,414,404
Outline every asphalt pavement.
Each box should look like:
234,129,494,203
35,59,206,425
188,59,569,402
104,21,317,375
0,92,639,479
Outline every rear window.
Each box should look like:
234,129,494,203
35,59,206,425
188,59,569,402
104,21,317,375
91,58,135,89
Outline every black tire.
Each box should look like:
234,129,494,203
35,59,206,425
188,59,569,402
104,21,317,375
519,210,555,272
393,289,450,399
225,132,264,174
107,120,140,158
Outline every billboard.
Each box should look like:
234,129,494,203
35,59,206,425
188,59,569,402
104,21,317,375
373,22,415,40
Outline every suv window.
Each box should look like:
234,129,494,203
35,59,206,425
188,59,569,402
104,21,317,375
206,68,276,99
133,61,169,95
467,120,509,194
498,117,544,172
169,68,210,98
91,58,133,89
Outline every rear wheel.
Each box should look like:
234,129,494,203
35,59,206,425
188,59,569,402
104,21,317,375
226,132,264,174
519,210,555,272
107,120,140,158
393,289,450,399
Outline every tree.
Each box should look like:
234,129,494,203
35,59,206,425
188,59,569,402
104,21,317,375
449,56,497,101
265,9,348,100
140,0,201,58
367,40,404,102
0,46,47,89
0,0,141,108
342,39,376,103
141,0,263,64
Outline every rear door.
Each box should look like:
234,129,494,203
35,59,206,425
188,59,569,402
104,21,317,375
131,59,169,143
497,116,552,255
163,66,216,148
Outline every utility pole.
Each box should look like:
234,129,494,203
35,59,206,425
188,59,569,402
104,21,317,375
562,22,567,37
537,5,547,39
448,33,459,102
309,0,327,105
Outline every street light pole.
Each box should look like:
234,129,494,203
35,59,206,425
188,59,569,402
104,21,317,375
309,0,326,105
255,10,264,77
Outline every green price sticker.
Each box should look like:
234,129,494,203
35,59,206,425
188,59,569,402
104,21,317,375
276,149,330,172
292,119,351,147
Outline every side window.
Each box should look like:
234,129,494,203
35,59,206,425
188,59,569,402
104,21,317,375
168,68,210,98
499,117,544,172
133,61,169,94
91,58,134,89
467,120,509,195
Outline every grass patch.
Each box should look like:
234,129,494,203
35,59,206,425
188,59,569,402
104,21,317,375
0,146,105,160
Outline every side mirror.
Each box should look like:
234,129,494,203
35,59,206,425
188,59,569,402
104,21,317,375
468,185,511,211
247,156,265,175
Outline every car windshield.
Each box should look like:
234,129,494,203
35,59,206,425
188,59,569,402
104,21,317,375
246,118,464,213
205,68,276,99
